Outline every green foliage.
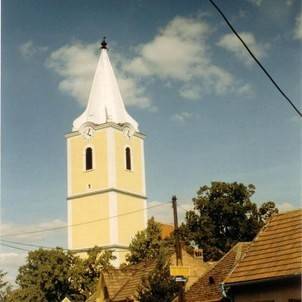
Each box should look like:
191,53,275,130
6,247,114,302
181,182,278,261
136,249,178,302
126,217,171,264
0,270,11,302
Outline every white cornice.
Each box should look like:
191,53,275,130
65,122,146,139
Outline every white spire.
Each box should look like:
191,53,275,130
72,39,138,131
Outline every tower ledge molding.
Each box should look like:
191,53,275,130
67,187,147,201
65,122,146,139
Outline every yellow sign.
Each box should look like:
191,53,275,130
170,266,190,277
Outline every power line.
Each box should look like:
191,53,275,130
0,238,68,251
0,241,30,252
0,202,169,238
0,238,130,253
208,0,302,118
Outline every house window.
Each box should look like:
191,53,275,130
85,147,93,170
125,147,132,170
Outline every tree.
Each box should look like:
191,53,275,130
0,270,11,302
136,249,178,302
181,182,278,261
6,247,114,302
126,217,171,264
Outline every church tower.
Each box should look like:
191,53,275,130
66,39,147,264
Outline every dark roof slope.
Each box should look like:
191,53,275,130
103,261,156,301
224,209,302,285
185,242,249,302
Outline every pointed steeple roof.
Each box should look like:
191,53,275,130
73,39,138,131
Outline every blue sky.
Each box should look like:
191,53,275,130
1,0,301,282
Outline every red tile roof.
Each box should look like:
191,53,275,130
224,209,302,285
185,242,250,302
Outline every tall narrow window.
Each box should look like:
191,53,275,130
125,147,132,170
85,147,93,170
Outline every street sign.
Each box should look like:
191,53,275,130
170,265,190,277
175,276,187,283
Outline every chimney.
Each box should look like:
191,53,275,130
193,248,203,262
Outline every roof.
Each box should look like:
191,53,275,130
185,242,250,302
73,45,138,131
87,248,213,302
224,209,302,285
158,223,174,239
103,260,156,301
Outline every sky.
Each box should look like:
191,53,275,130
1,0,301,283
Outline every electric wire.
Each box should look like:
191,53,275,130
0,241,30,252
208,0,302,118
0,202,186,253
0,238,131,253
0,238,68,251
0,202,169,238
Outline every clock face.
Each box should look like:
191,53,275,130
80,124,95,139
123,124,135,139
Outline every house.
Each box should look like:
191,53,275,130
87,249,213,302
184,242,250,302
223,209,302,302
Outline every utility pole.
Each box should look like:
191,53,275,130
172,195,185,302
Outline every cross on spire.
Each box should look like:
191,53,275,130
101,37,107,50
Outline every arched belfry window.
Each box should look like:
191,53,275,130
125,147,132,171
85,147,93,170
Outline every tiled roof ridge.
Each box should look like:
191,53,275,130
223,213,283,283
184,242,250,301
201,243,242,278
193,242,249,286
222,242,251,282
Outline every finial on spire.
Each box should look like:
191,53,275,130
101,37,107,50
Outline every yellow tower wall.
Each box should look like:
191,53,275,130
69,194,110,250
66,123,147,260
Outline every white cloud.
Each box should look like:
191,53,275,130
147,200,192,224
286,0,294,6
46,16,257,108
46,42,151,109
217,32,268,66
0,219,66,240
237,83,254,97
277,202,296,213
248,0,264,7
0,252,27,284
19,40,48,58
0,219,66,284
0,252,26,270
46,42,98,106
125,16,234,100
294,12,302,40
171,112,194,123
